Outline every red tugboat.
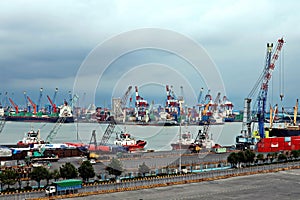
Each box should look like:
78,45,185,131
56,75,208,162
114,132,147,151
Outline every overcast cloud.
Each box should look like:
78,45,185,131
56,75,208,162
0,0,299,110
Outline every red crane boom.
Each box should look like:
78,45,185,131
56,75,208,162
47,95,57,113
9,98,19,114
27,96,37,114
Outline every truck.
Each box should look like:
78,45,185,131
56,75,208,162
45,179,82,196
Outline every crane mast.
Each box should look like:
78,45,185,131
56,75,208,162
53,88,58,105
37,88,43,113
24,91,28,111
257,38,284,139
121,86,132,109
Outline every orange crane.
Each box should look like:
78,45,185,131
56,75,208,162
9,98,19,114
27,96,37,114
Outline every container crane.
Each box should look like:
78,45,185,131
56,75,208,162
135,86,149,122
9,98,19,114
27,96,37,115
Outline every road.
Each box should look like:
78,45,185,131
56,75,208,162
71,169,300,200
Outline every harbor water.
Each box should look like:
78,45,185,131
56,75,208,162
0,121,242,151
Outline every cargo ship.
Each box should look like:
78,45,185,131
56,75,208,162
5,101,74,123
0,129,88,161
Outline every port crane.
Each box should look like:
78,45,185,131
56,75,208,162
134,86,149,121
37,88,43,113
165,85,180,121
9,97,19,114
213,92,221,112
23,91,29,111
27,96,37,115
47,95,57,113
189,120,211,153
53,88,58,104
122,86,132,109
197,88,204,106
99,116,116,145
237,38,284,149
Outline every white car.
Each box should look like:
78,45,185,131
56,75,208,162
89,159,96,164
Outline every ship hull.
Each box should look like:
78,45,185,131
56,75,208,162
269,127,300,137
171,143,191,150
5,116,74,123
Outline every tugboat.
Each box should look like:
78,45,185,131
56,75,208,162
17,129,45,147
114,131,147,151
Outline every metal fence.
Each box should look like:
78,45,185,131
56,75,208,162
1,161,299,200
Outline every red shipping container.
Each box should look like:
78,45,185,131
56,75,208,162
270,142,279,148
258,147,271,152
271,147,278,152
284,145,292,151
277,137,285,143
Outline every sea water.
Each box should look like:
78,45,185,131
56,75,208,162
0,121,242,151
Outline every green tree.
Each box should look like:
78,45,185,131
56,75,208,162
244,150,255,165
60,162,78,179
78,161,95,182
52,169,61,181
256,153,265,164
29,166,49,188
292,150,300,160
227,152,238,167
138,162,150,177
106,157,123,179
278,153,287,162
0,169,18,190
45,170,53,186
237,151,247,167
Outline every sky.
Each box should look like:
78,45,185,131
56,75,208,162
1,0,300,111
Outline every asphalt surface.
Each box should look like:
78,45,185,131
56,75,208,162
70,169,300,200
